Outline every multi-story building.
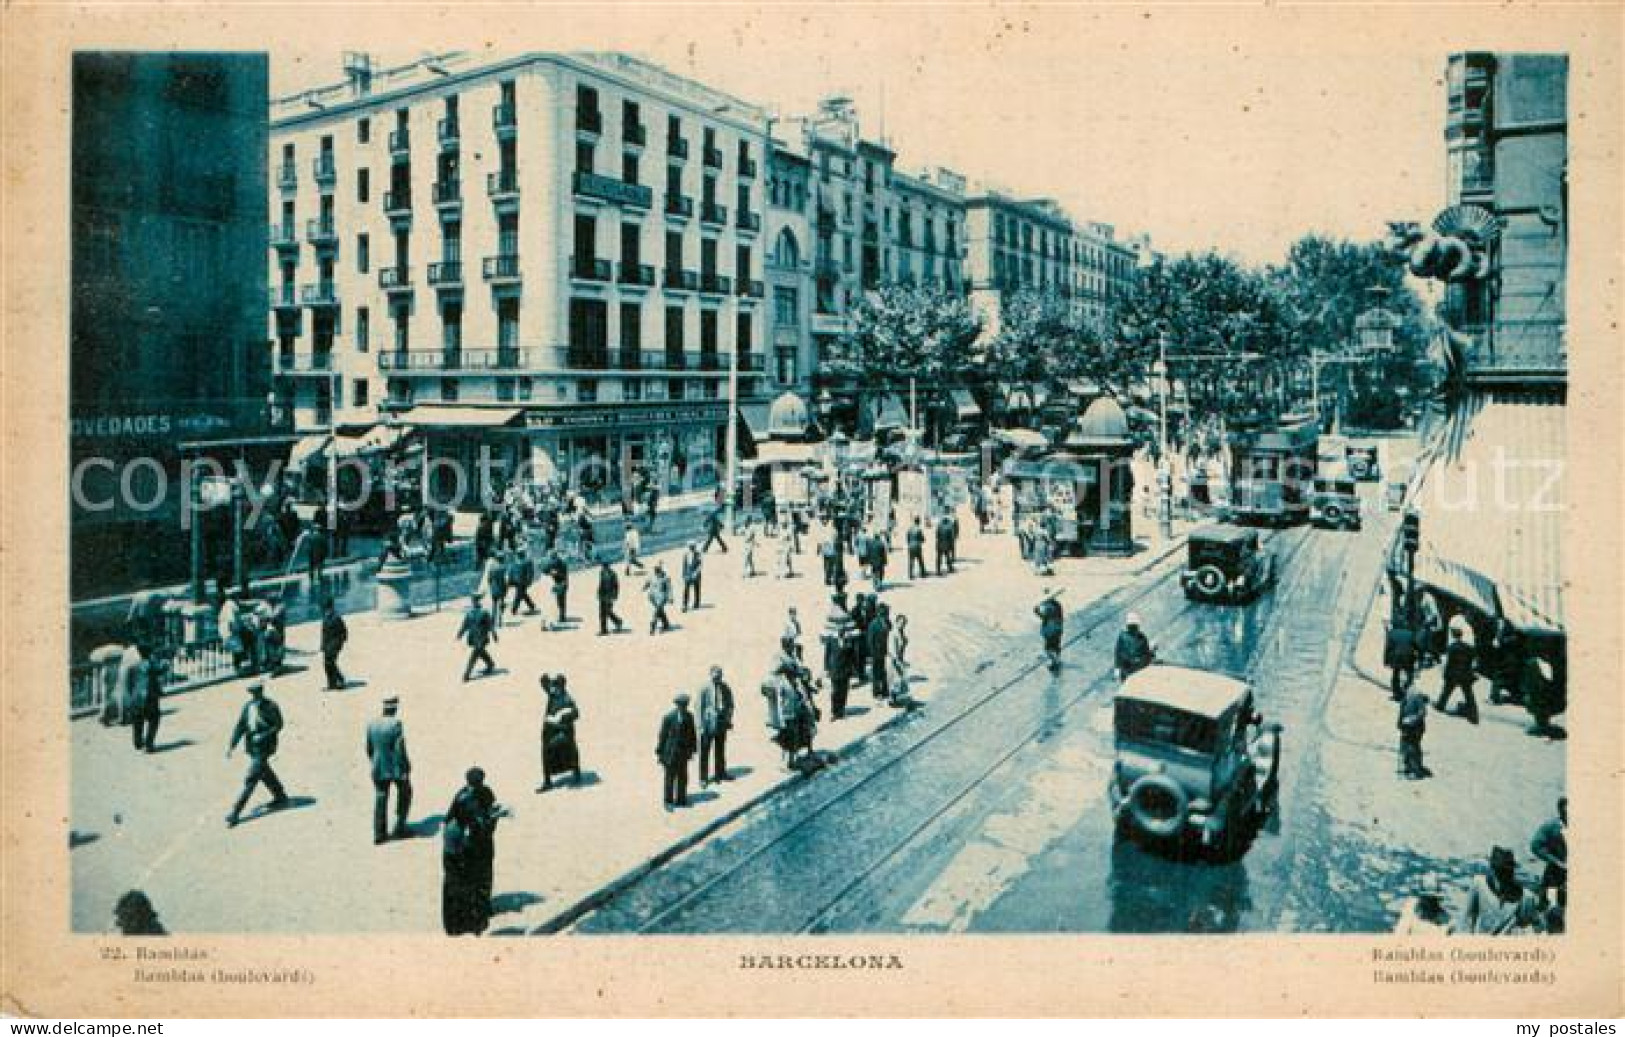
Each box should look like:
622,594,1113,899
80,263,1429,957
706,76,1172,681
72,53,270,598
765,141,815,398
1443,51,1567,381
268,51,771,495
963,191,1080,338
891,167,967,294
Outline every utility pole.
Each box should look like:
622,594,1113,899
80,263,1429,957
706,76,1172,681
724,340,740,532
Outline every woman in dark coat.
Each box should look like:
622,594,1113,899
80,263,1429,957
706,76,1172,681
538,675,582,791
442,767,506,936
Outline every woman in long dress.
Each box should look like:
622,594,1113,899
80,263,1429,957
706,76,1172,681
538,675,582,791
442,767,506,936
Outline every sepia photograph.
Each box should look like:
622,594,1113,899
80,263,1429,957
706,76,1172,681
4,0,1620,1020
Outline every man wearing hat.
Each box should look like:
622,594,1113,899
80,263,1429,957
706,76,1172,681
456,593,498,682
697,666,735,786
1035,588,1065,674
1397,677,1432,779
1462,846,1544,934
1114,613,1155,681
365,696,412,844
1435,623,1480,724
226,681,289,827
655,692,698,809
320,598,349,692
1393,874,1454,934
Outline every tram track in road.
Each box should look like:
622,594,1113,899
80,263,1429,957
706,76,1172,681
571,525,1316,934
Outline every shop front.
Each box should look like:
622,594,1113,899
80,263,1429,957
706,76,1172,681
522,400,731,504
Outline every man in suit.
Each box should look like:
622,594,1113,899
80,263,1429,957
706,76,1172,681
701,507,729,554
456,594,498,682
544,549,570,629
226,681,289,827
656,692,698,809
681,542,704,612
320,599,349,691
1435,624,1480,724
365,696,412,844
697,666,735,785
597,558,625,636
128,642,164,752
822,593,855,720
906,518,927,580
866,603,893,702
934,515,952,576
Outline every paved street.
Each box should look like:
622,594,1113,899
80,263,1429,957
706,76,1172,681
70,506,1184,934
569,441,1563,935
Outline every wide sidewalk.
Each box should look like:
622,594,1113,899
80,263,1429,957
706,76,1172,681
71,509,1190,935
1314,572,1565,926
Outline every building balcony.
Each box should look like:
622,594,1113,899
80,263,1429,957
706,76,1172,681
305,219,338,247
300,283,340,308
814,257,842,280
662,348,688,371
277,164,298,192
624,121,647,147
665,194,694,220
487,170,520,204
274,350,334,375
482,254,521,285
664,268,698,292
272,285,302,313
571,256,613,283
270,223,300,251
703,145,723,170
577,106,602,136
312,155,336,185
737,210,761,233
379,265,413,294
618,262,656,288
698,350,723,372
492,103,516,137
701,202,728,226
379,348,530,373
668,134,689,160
427,261,464,288
388,128,411,156
572,170,653,209
437,117,460,149
433,178,462,210
740,155,758,179
737,278,765,299
699,273,732,296
383,190,412,218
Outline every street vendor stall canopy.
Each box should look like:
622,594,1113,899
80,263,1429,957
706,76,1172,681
1411,391,1565,637
396,406,525,429
949,388,982,420
872,393,911,432
287,423,416,468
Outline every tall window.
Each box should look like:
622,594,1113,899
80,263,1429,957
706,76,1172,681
665,230,683,273
356,306,370,352
357,168,369,203
700,310,717,353
391,301,410,351
357,233,370,273
576,139,595,175
442,220,461,262
570,298,609,355
736,312,753,355
773,286,798,327
619,302,641,360
700,237,717,277
621,223,640,267
665,306,684,352
666,164,682,199
498,212,518,256
357,117,370,143
622,151,639,185
498,298,520,352
441,301,463,353
736,244,752,283
353,379,370,408
574,214,597,263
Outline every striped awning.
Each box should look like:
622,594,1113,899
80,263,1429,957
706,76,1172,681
1412,393,1565,636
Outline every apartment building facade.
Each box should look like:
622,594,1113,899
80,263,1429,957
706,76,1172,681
269,51,771,492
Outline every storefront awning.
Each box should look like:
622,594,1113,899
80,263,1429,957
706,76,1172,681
398,406,525,429
874,394,910,431
1412,393,1565,636
1002,456,1100,482
738,403,773,442
950,388,982,420
992,427,1049,451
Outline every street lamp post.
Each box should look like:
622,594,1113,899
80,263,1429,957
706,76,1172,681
1152,336,1172,540
724,340,740,532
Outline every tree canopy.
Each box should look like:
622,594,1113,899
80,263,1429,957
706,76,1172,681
823,284,984,385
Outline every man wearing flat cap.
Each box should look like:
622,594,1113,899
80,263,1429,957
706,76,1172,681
365,696,412,844
226,681,288,827
656,692,698,809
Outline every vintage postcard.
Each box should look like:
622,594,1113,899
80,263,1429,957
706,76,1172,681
2,1,1620,1019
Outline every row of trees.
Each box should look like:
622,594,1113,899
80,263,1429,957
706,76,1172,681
819,233,1435,434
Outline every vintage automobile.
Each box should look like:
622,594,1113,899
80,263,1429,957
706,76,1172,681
1180,524,1276,603
1109,664,1283,857
1345,444,1382,482
1309,475,1363,531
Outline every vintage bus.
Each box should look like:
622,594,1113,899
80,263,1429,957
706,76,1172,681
1225,415,1319,525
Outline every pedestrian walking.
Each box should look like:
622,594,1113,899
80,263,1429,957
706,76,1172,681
791,509,807,555
848,593,874,685
225,681,289,827
596,559,626,635
1398,680,1431,779
820,530,838,586
1435,624,1480,724
109,640,148,730
577,509,597,558
441,767,507,936
1383,621,1419,701
510,545,539,616
656,693,698,809
934,515,952,576
479,553,509,629
770,664,819,767
867,530,889,590
1114,613,1156,681
473,513,495,572
867,603,893,701
128,644,163,752
681,542,704,611
743,524,761,577
220,591,258,677
1417,591,1444,667
822,594,855,720
623,523,645,574
646,562,674,634
1461,847,1544,934
537,675,582,791
307,517,330,589
456,594,498,682
697,666,735,785
946,511,960,569
906,518,927,580
1485,618,1523,705
320,599,349,691
783,606,804,661
1521,651,1562,737
364,696,412,844
544,549,570,629
1035,588,1065,673
702,508,729,554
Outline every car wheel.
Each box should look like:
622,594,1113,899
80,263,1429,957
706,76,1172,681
1124,773,1188,840
1323,505,1343,526
1191,565,1225,598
